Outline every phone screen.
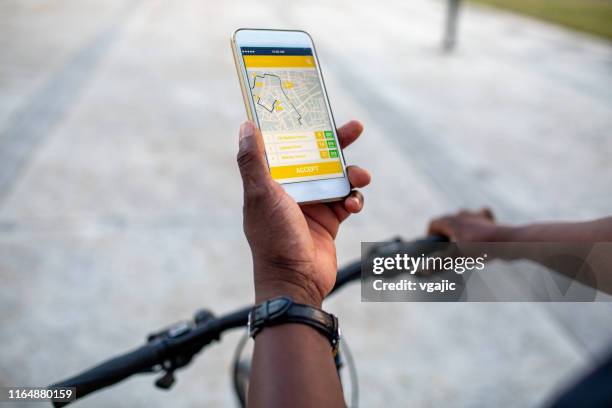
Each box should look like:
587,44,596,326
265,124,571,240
241,46,345,184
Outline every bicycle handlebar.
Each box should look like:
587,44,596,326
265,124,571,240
332,235,448,293
51,343,162,407
50,305,253,407
50,235,448,406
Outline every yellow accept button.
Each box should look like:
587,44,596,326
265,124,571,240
270,161,343,179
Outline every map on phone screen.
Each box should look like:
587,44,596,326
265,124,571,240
241,47,343,184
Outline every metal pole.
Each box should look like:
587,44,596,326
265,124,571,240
443,0,462,51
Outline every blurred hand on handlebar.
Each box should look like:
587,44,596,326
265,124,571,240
429,208,612,243
428,207,503,241
237,120,371,306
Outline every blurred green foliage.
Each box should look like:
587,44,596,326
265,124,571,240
470,0,612,40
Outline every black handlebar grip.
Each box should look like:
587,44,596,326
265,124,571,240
419,234,449,243
50,343,161,407
331,260,361,293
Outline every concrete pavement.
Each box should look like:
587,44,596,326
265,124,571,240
1,0,611,406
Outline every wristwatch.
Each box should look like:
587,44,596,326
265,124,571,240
248,296,341,354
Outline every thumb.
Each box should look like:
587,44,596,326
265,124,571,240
237,121,272,191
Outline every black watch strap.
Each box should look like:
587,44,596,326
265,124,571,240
248,296,341,354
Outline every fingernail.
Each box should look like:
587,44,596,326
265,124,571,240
350,196,360,208
239,122,255,143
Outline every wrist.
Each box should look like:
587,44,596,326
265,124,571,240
488,225,520,241
255,277,323,307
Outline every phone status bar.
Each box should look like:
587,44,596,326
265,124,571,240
240,47,313,56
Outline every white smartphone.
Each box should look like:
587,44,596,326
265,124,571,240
231,28,351,204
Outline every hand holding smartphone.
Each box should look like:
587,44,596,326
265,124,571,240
231,29,351,204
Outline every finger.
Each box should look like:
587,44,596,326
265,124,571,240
343,190,364,213
329,190,364,224
347,165,371,189
329,201,350,224
302,203,342,238
337,120,364,149
428,217,456,241
237,121,273,192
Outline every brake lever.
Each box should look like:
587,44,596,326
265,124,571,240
146,309,218,390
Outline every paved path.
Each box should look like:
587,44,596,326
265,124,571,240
1,0,611,406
